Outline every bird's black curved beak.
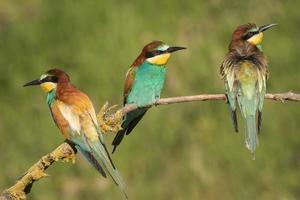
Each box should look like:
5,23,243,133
259,23,277,32
166,46,186,53
23,79,41,87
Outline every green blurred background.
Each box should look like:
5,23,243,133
0,0,299,199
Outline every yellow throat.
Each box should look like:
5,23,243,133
40,82,57,93
147,53,171,65
247,32,264,46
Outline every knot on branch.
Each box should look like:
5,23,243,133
97,102,124,134
265,91,300,102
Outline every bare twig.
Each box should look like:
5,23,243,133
1,91,299,199
0,142,76,200
121,92,300,114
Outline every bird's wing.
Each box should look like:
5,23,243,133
123,67,137,105
49,99,107,177
220,58,238,132
257,67,267,133
49,101,71,138
56,91,112,161
57,91,127,197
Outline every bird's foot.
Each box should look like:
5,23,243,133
97,102,124,134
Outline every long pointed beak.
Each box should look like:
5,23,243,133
166,46,186,53
23,79,41,87
259,23,277,32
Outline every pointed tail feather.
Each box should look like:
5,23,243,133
125,109,147,135
225,93,239,132
85,112,127,198
89,141,127,199
112,129,126,153
230,109,238,133
258,111,262,134
112,108,148,153
245,115,258,154
237,93,259,155
75,145,107,177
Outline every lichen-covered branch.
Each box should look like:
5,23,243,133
0,142,76,200
97,102,124,134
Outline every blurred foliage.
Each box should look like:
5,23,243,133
0,0,299,199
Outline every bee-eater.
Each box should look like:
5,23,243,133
23,69,127,198
220,23,276,155
112,41,186,153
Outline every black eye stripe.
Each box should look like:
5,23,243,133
145,50,165,58
242,31,259,40
41,76,58,83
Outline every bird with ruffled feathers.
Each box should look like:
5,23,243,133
220,23,276,156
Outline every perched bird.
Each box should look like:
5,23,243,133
23,69,127,198
220,23,276,155
112,41,186,153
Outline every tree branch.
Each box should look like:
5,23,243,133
121,92,300,114
0,142,76,200
1,91,299,199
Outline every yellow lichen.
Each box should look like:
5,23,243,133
0,142,77,200
97,102,124,134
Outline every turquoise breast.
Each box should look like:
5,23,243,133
127,62,167,107
47,90,56,106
